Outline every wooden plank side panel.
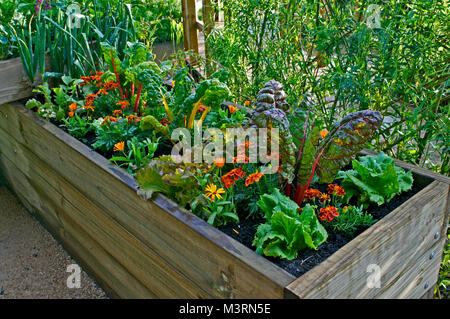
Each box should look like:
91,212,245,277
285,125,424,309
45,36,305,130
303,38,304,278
0,131,211,298
0,154,155,299
286,181,449,299
0,57,42,105
0,103,294,298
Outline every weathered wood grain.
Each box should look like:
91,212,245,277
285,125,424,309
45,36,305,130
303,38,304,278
0,102,294,298
0,57,42,105
286,181,449,298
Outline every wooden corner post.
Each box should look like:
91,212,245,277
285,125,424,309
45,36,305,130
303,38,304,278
182,0,199,56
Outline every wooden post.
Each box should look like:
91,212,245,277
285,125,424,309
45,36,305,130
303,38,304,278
202,0,215,73
181,0,199,56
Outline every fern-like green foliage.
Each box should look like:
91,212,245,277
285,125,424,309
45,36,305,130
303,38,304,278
337,152,414,207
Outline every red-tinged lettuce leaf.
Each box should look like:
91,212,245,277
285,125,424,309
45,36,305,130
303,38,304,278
314,110,383,184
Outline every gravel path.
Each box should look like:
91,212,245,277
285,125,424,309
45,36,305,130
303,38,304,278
0,185,108,299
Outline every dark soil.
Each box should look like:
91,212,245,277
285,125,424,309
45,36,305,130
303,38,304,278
220,179,431,278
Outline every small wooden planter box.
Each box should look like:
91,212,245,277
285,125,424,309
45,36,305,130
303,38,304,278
0,102,448,299
0,57,43,105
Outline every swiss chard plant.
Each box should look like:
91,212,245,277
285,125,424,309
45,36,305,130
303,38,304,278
248,80,383,206
337,152,414,207
252,189,328,260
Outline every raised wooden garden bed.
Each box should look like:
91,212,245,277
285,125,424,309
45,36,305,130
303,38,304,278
0,101,448,299
0,57,44,105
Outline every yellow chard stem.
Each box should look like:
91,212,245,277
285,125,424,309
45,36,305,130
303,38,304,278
197,107,211,128
159,88,174,122
187,98,203,129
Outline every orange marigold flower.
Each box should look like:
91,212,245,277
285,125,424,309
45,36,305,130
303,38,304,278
97,88,108,95
160,118,170,126
68,103,77,112
319,206,339,222
114,141,125,152
245,171,264,186
233,153,250,164
198,103,206,113
85,93,98,105
112,110,123,117
102,116,117,125
80,76,91,86
327,184,346,196
116,100,130,110
83,104,95,112
103,81,120,90
304,188,321,200
318,192,331,204
244,100,250,107
320,129,329,139
90,71,104,82
214,158,226,168
221,168,246,188
68,112,75,117
228,104,239,114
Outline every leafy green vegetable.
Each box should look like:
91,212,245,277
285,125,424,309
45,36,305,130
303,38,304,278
337,152,414,207
136,155,213,207
252,189,327,260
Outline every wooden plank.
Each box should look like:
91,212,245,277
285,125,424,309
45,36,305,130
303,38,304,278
286,181,449,298
0,130,212,298
0,57,44,105
182,0,199,55
0,154,155,299
0,102,294,298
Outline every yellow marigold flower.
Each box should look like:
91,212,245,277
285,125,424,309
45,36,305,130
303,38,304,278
114,141,125,152
204,184,226,202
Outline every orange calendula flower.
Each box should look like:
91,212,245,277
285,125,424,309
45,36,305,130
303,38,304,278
304,188,321,200
116,100,130,110
214,158,226,168
228,104,239,114
245,171,264,187
114,141,125,152
319,206,339,222
320,129,329,139
204,184,226,202
244,100,250,107
327,184,346,196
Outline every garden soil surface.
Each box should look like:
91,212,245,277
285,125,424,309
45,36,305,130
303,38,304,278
220,180,429,278
0,181,108,299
